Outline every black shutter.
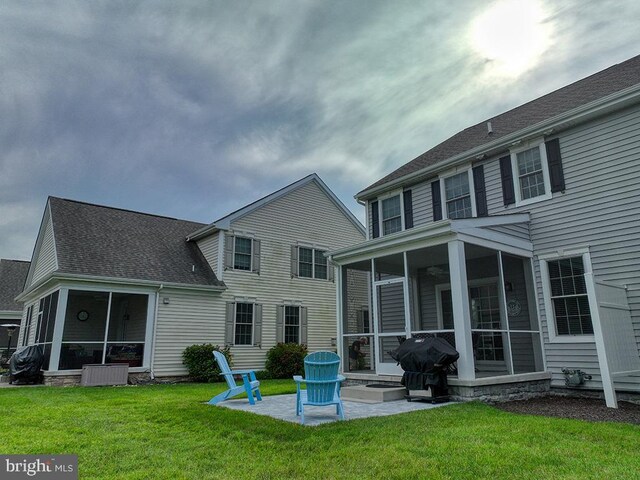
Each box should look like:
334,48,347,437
499,155,515,206
473,165,488,217
431,180,442,221
545,138,565,193
371,201,379,238
403,190,413,229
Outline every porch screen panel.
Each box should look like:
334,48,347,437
377,282,405,333
62,291,109,342
106,293,148,367
342,264,374,373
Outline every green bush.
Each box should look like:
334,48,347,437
265,343,308,379
182,344,232,382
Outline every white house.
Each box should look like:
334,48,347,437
15,174,365,384
330,54,640,406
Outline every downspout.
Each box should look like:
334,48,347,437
149,284,163,380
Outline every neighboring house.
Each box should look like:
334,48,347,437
0,259,30,360
15,174,365,384
329,55,640,406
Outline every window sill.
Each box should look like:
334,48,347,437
514,192,553,208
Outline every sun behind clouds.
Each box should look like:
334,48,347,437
470,0,553,77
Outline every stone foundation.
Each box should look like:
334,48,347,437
450,379,551,402
43,371,153,387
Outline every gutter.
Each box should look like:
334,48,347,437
16,272,226,302
186,224,222,242
149,283,163,380
357,83,640,201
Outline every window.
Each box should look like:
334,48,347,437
381,195,402,235
234,236,252,271
21,305,33,347
234,303,254,345
510,143,551,205
298,247,328,280
284,306,300,343
547,256,593,336
443,171,473,219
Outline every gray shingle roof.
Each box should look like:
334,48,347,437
48,197,223,287
0,259,30,311
362,54,640,195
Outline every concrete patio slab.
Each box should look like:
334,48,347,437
216,393,454,426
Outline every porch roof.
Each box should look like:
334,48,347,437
328,214,532,265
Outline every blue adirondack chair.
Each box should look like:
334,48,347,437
208,350,262,405
293,351,345,424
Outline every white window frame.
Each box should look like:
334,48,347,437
283,304,301,344
538,247,596,344
378,189,404,236
510,139,552,207
232,235,253,272
233,301,255,347
297,245,329,280
439,168,477,220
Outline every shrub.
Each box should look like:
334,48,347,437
182,344,232,382
265,343,308,379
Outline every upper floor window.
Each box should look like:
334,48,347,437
381,196,402,235
298,247,328,280
506,142,553,207
224,233,261,273
443,172,473,219
371,190,413,238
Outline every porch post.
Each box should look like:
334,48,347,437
48,288,69,371
447,240,475,380
335,264,344,370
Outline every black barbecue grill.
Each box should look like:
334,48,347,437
389,336,459,403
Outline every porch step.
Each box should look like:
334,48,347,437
341,385,406,403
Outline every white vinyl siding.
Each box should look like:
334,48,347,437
152,289,225,376
28,209,58,287
218,180,365,370
196,232,220,274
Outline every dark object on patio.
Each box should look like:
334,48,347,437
389,337,459,403
8,345,45,384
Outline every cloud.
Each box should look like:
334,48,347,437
0,0,639,259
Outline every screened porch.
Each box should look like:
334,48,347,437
333,215,545,382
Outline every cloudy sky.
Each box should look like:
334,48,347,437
1,0,639,260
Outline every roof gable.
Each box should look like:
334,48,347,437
188,174,365,240
0,259,30,311
361,54,640,197
46,197,223,288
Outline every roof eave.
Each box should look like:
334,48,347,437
186,224,223,242
16,272,226,301
356,83,640,201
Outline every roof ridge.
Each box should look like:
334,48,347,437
48,196,206,226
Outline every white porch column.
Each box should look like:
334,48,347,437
48,288,69,371
447,240,475,381
335,264,344,371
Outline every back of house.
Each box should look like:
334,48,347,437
331,54,640,406
15,174,364,384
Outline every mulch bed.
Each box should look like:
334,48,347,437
493,395,640,425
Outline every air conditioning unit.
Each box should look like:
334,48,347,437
81,364,129,386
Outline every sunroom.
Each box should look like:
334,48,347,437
330,214,549,393
18,284,155,376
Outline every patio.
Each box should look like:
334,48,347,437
215,393,454,426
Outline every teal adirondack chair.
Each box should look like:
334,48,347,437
208,351,262,405
293,351,345,424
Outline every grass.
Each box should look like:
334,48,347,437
1,381,639,479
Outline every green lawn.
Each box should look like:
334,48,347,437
1,381,639,480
